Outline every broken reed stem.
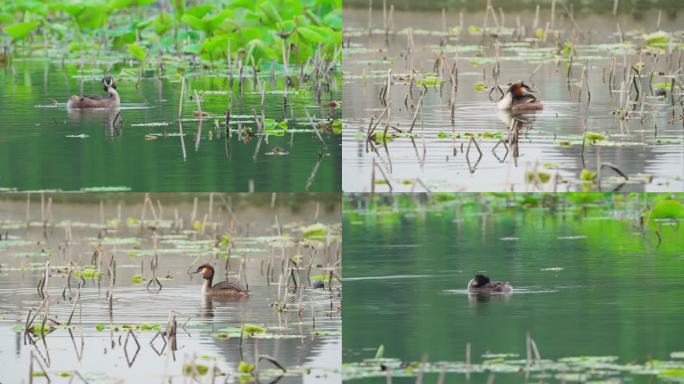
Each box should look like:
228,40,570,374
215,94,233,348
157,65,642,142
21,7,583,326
304,109,327,150
382,0,387,35
382,101,392,139
600,162,629,181
409,91,425,133
67,283,81,325
367,0,372,37
178,77,185,120
373,160,392,191
281,38,289,80
193,90,202,117
441,8,447,42
369,104,390,137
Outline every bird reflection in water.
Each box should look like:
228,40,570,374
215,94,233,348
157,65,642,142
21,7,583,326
67,107,122,137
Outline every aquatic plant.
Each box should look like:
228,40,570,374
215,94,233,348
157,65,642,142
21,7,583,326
1,0,342,68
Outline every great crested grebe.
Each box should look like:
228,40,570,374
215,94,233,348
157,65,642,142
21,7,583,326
67,76,120,109
192,264,249,297
497,82,543,112
467,274,513,293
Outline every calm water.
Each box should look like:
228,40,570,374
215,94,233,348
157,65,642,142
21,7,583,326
0,193,342,383
0,61,341,192
343,194,684,382
342,9,684,192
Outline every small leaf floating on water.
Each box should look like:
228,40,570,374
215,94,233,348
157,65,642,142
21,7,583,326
238,361,254,374
580,169,597,182
585,132,607,143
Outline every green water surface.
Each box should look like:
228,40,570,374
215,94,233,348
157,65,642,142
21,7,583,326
343,193,684,382
0,61,341,192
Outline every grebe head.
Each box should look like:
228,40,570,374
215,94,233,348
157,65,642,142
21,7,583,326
498,82,540,110
102,76,117,91
193,264,215,281
470,274,490,288
505,82,534,97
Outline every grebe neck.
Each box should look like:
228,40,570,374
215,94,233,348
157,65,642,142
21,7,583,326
497,92,512,110
201,278,212,294
108,88,120,102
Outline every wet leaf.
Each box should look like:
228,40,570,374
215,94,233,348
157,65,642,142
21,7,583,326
526,171,551,183
473,82,487,92
183,363,209,376
644,31,669,47
303,223,328,238
128,43,146,61
585,132,607,143
651,200,684,219
243,324,266,335
5,21,39,40
239,361,254,374
580,169,597,181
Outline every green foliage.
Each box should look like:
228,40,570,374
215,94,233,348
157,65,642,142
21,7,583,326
5,21,39,40
580,169,597,182
183,363,209,376
263,119,289,135
152,12,172,37
562,42,573,55
651,199,684,219
243,324,266,335
303,223,328,238
58,2,109,30
4,0,340,66
128,43,146,61
311,273,328,282
75,266,101,278
239,361,254,374
109,0,156,11
585,132,607,143
526,171,551,183
416,74,443,87
643,31,669,48
473,81,487,92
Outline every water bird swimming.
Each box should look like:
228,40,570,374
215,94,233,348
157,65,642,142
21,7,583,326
192,264,249,297
467,274,512,293
67,76,120,109
497,82,544,112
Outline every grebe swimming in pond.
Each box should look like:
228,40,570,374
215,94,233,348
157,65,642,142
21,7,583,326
497,82,543,112
192,264,249,297
67,76,120,109
467,274,512,293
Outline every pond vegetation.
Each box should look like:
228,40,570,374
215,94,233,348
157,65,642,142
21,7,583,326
342,1,684,192
0,0,342,191
342,192,684,383
0,192,341,383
